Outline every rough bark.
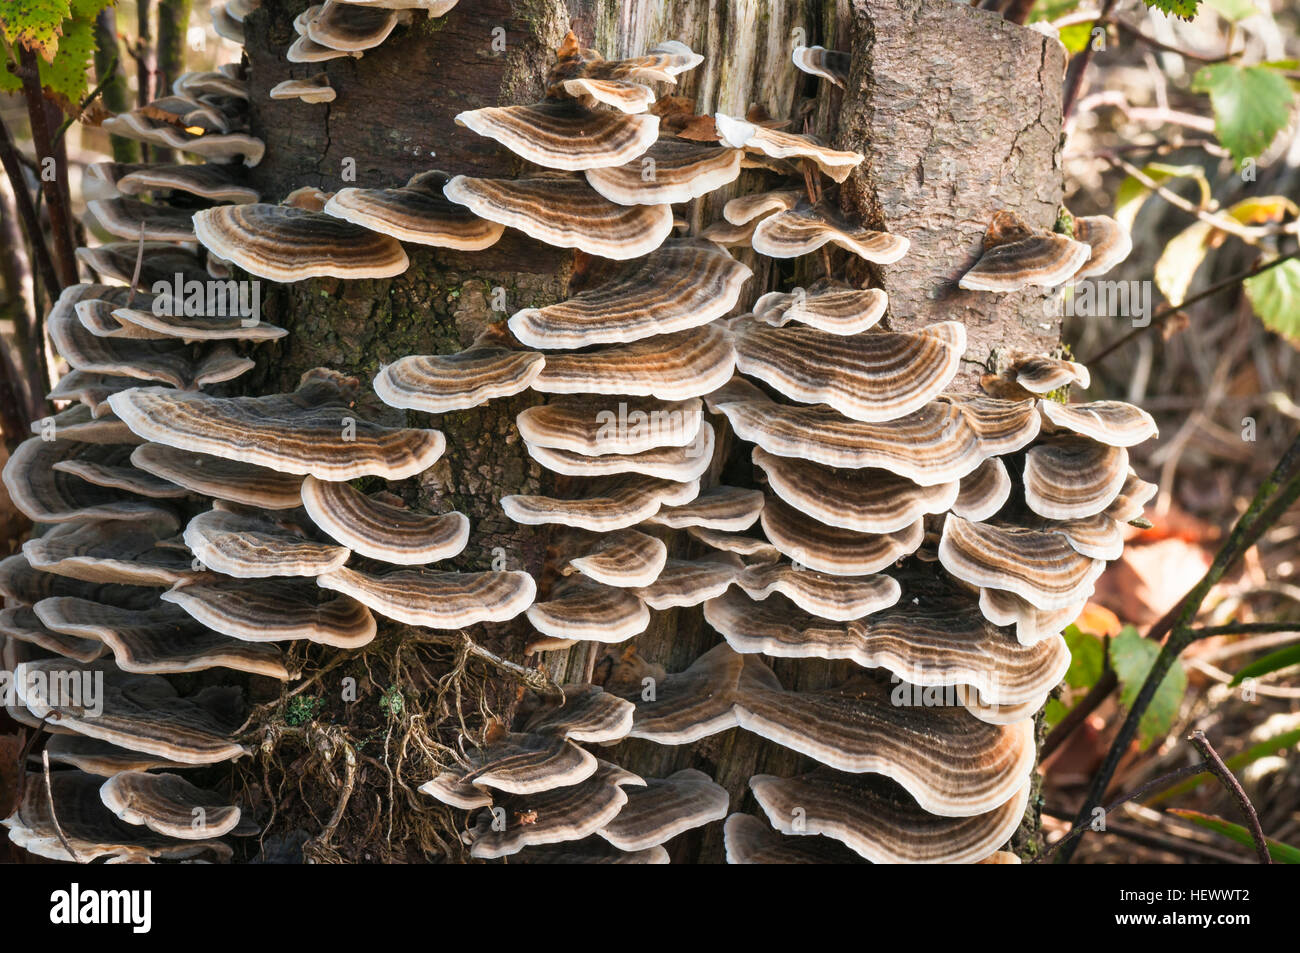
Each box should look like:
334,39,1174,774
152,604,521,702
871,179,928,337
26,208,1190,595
237,0,1064,863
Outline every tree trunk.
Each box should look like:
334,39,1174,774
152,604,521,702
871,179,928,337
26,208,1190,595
238,0,1064,863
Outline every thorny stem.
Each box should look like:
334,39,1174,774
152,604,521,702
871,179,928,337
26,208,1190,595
1085,249,1300,365
1057,432,1300,863
1187,730,1272,864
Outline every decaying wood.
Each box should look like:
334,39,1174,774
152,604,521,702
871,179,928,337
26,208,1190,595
237,0,1065,863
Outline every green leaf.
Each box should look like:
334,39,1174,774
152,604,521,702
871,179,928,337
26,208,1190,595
1244,258,1300,344
0,0,112,108
1169,809,1300,863
1141,0,1202,19
1154,220,1217,307
1192,63,1295,167
1058,22,1095,55
1113,163,1211,232
0,0,72,61
1110,626,1188,750
1029,0,1086,22
1149,727,1300,803
1043,626,1106,729
1230,640,1300,684
1203,0,1259,20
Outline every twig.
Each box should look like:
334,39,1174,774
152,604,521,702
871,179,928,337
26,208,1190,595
1085,249,1300,365
1187,730,1272,863
0,115,61,299
1040,758,1209,861
1186,622,1299,639
16,47,78,288
1061,0,1118,121
1057,431,1300,863
42,749,81,863
1104,155,1299,242
1102,17,1234,64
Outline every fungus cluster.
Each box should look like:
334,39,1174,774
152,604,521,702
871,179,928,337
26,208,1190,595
3,14,1158,864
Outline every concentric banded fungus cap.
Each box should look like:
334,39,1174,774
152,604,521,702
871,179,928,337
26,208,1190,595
526,578,649,643
791,45,851,87
15,660,248,764
287,32,358,62
443,174,673,260
501,475,699,531
52,444,187,498
0,606,104,662
269,74,336,103
325,170,505,249
723,812,865,864
532,326,734,400
454,100,659,171
560,77,656,114
556,36,702,85
100,771,247,838
736,562,900,622
1106,469,1158,523
2,770,232,862
752,283,887,335
300,476,469,565
688,525,781,563
613,642,750,743
709,379,1039,482
1024,436,1129,519
706,585,1069,706
1054,512,1125,561
1039,398,1159,447
34,597,288,677
522,684,636,742
647,485,763,531
173,67,248,99
979,588,1085,647
752,201,910,264
77,242,209,286
130,444,306,509
0,553,159,610
107,370,446,480
466,761,644,859
938,514,1106,610
193,204,409,281
754,447,956,534
375,346,542,413
518,396,702,455
584,140,742,205
951,457,1012,521
24,519,198,586
564,530,668,588
111,162,259,204
734,673,1035,815
722,189,802,226
163,576,375,646
1007,354,1090,394
108,302,288,343
760,496,923,576
958,210,1091,291
596,769,728,851
32,405,138,444
734,320,964,422
631,556,742,610
87,197,197,241
43,734,190,776
183,508,351,578
48,370,138,416
100,113,264,165
714,113,863,182
422,737,596,807
749,769,1031,863
510,839,668,864
2,438,177,524
526,422,714,482
306,1,398,51
509,240,750,348
1072,215,1132,279
212,2,245,42
317,567,536,628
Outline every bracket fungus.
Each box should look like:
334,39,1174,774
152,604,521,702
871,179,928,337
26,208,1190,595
454,101,660,172
529,325,736,400
300,476,470,564
324,171,506,249
269,73,337,103
317,566,536,629
192,203,410,281
585,140,743,205
958,210,1091,292
751,201,911,264
791,45,851,88
442,174,674,260
714,113,863,182
163,576,377,647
